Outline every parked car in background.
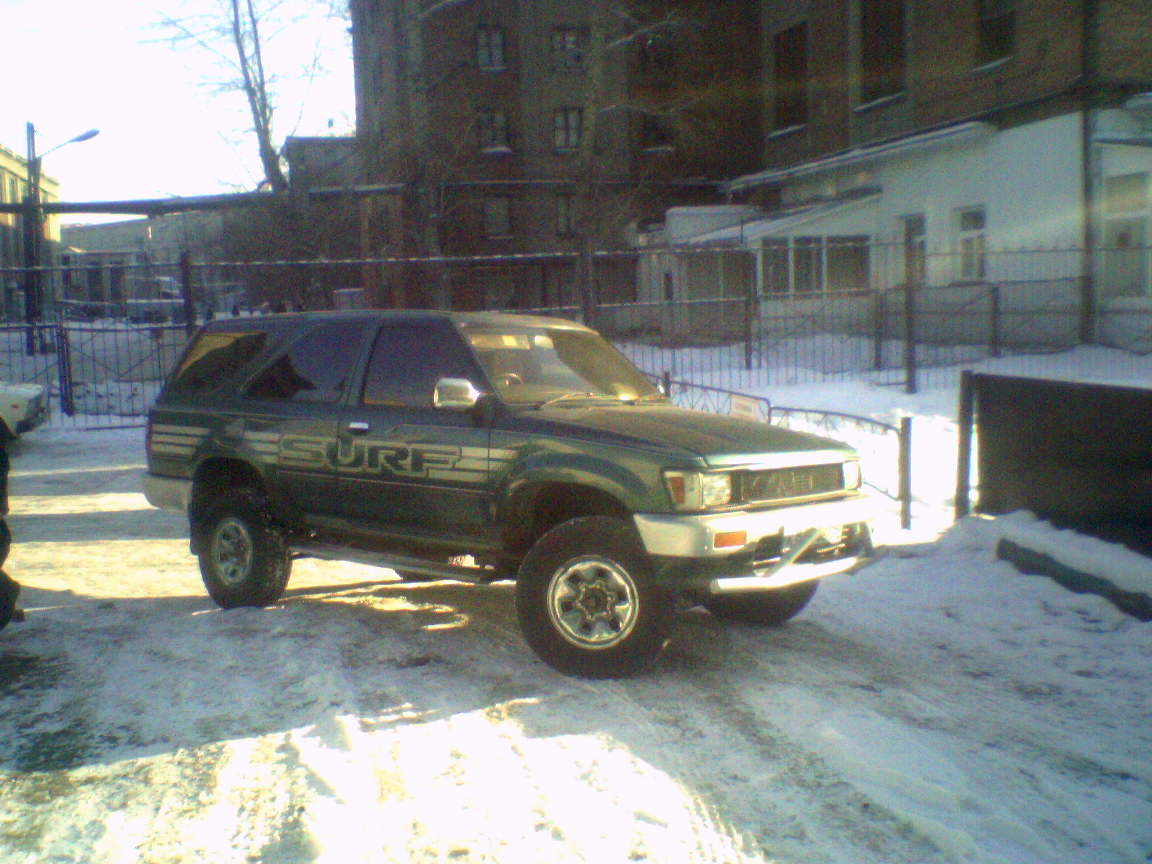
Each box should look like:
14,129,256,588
0,382,48,439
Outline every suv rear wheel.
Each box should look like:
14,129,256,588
196,488,291,609
516,516,670,678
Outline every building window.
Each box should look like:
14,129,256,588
556,194,576,236
639,32,674,72
1104,173,1149,215
827,236,870,292
554,107,584,151
977,0,1015,66
860,0,906,104
761,236,872,295
551,27,586,69
483,198,512,238
773,22,808,129
639,114,674,150
477,26,506,70
794,237,823,293
957,207,986,281
1102,173,1150,298
477,110,510,152
901,214,926,287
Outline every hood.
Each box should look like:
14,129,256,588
525,402,855,465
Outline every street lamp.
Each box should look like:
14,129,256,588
22,123,100,354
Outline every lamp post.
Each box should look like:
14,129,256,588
21,123,99,355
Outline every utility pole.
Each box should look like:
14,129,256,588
21,122,42,356
19,123,99,355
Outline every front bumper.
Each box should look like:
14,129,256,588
634,493,877,594
15,403,49,436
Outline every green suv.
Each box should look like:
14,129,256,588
144,310,874,677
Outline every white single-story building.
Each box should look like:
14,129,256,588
636,102,1152,353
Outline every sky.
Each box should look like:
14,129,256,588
2,0,355,222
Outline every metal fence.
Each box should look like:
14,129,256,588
2,243,1149,429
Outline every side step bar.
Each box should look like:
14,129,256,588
290,542,502,584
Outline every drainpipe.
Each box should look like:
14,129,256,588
1079,0,1099,344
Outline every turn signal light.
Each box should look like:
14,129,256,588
714,531,747,549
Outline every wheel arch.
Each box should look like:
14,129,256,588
188,458,271,553
503,480,632,556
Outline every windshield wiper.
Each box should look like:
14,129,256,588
535,391,603,409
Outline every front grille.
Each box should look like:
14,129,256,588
742,463,843,504
751,525,865,568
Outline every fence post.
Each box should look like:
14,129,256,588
955,370,975,519
898,416,912,530
744,281,755,372
903,280,918,394
989,284,1001,359
872,291,885,370
55,324,75,417
179,251,196,336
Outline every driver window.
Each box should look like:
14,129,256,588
362,322,479,408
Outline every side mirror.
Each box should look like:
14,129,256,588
434,378,484,410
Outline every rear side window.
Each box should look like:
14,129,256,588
169,331,267,393
246,322,367,403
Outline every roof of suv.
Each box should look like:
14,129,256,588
200,309,595,333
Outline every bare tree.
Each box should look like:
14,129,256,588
155,0,347,192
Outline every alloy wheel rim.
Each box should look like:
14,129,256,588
546,556,639,649
213,517,253,587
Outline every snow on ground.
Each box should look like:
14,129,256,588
1,348,1150,864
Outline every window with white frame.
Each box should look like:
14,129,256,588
551,27,586,69
1102,172,1150,298
483,197,512,238
761,238,789,294
759,235,872,295
794,237,823,293
477,110,510,151
553,107,583,151
956,207,986,281
477,27,506,70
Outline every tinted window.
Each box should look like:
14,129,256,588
170,330,267,393
362,323,480,408
246,322,366,403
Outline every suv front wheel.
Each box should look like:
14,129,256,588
196,488,291,609
516,516,671,678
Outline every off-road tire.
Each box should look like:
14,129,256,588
197,488,291,609
705,579,819,626
516,516,670,678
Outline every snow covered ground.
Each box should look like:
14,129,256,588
1,348,1150,864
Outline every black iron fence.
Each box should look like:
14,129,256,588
2,243,1149,431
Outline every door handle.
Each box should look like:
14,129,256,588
346,421,370,435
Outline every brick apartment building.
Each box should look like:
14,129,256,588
349,0,763,310
648,0,1152,352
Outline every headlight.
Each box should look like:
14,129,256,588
663,470,734,511
843,459,862,490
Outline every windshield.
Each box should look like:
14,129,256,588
459,323,663,406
